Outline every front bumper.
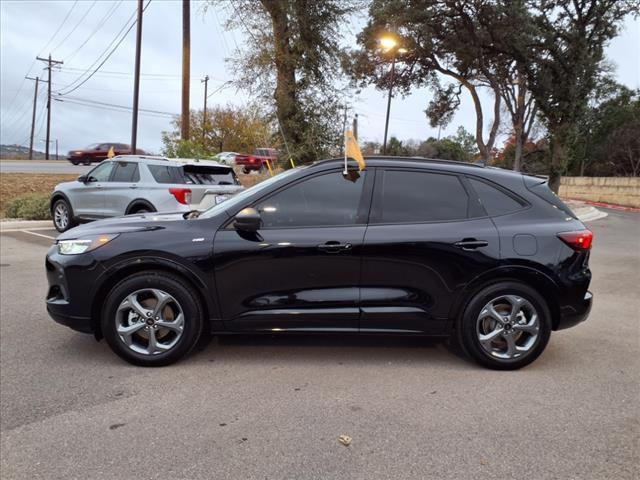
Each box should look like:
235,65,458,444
45,247,104,334
556,291,593,330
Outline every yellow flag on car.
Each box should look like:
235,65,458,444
107,146,115,158
345,130,365,171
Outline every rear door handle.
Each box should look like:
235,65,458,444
317,241,352,253
129,185,138,189
453,239,489,250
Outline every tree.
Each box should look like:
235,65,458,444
162,104,273,158
569,84,640,176
350,0,523,163
504,0,638,190
211,0,359,163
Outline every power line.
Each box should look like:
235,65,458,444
64,1,124,63
2,0,79,119
51,1,98,54
55,1,152,96
56,98,175,119
56,96,176,117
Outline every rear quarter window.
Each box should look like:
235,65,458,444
526,180,578,219
467,177,527,216
183,166,239,185
148,165,183,184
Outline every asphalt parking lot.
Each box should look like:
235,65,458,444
1,209,638,480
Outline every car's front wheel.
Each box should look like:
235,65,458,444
82,156,92,165
457,281,551,370
52,198,76,232
102,272,204,366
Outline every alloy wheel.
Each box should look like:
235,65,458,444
476,295,540,360
54,203,69,230
115,289,185,355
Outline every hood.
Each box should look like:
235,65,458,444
57,212,187,240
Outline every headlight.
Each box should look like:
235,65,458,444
57,234,119,255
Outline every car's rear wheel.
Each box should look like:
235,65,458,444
242,167,250,174
457,281,551,370
102,272,204,366
52,198,76,232
70,159,79,165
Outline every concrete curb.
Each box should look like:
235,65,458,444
0,220,53,231
577,207,608,222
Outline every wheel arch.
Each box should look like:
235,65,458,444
50,191,74,216
125,199,156,215
451,266,562,331
90,258,214,340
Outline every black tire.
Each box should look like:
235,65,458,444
128,204,155,215
82,156,92,165
456,281,551,370
70,159,79,165
52,198,76,232
101,271,204,367
242,167,250,174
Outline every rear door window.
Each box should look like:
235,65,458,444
372,170,469,223
111,162,140,182
467,177,526,216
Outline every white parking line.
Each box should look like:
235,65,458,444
20,230,56,240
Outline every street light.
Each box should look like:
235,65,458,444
380,35,405,155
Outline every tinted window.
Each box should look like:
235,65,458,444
88,162,114,182
183,166,239,185
257,171,366,228
148,165,182,184
526,180,577,219
468,177,526,216
375,170,469,223
111,162,140,182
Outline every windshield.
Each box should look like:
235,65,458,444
198,168,300,219
85,143,100,149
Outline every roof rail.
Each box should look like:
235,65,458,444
311,156,485,168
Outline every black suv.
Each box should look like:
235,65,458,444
45,158,593,369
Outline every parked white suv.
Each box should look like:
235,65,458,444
50,156,244,232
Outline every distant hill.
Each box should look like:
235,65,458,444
0,144,47,160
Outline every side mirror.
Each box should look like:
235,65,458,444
77,175,88,183
234,207,261,232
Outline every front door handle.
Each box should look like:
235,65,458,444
453,239,489,250
129,185,138,189
317,241,352,253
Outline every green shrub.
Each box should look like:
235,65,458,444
5,194,51,220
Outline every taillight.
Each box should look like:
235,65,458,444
557,229,593,251
169,188,192,205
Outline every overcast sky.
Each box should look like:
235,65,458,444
1,0,639,155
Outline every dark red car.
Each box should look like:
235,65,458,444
235,148,279,174
67,143,146,165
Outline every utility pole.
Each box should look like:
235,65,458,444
352,113,358,141
181,0,191,140
131,0,143,152
25,76,41,160
36,54,63,160
201,75,209,142
55,139,59,160
382,52,396,155
340,104,348,156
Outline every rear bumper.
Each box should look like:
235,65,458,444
556,291,593,330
